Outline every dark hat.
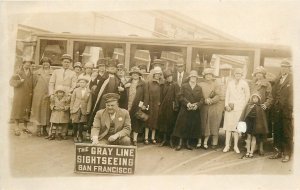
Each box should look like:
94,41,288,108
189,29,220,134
107,58,119,68
96,58,107,67
129,66,142,76
281,59,292,67
138,64,147,70
163,69,173,78
176,59,185,67
60,54,73,62
103,93,120,103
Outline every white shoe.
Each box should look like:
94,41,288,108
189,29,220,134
234,147,240,154
223,146,230,153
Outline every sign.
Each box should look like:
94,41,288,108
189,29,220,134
75,144,136,175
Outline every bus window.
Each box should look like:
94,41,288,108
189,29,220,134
73,41,125,67
39,39,67,66
130,44,185,72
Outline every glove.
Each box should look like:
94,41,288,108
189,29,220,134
91,136,99,145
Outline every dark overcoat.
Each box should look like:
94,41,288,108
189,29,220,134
144,79,163,129
158,81,177,134
172,83,204,139
10,68,33,122
240,103,269,135
124,79,146,133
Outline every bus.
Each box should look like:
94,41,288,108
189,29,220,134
17,32,291,80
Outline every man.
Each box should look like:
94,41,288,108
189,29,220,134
48,54,77,139
49,54,77,95
173,59,188,88
269,60,293,162
91,93,131,145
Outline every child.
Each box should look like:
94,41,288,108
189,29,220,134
70,76,92,143
49,86,71,140
240,93,269,158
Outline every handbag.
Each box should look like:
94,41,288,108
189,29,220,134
135,109,149,121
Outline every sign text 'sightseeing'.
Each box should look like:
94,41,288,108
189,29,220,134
75,144,136,175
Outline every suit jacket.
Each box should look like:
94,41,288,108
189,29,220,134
49,68,77,95
91,108,131,140
70,87,92,115
272,73,293,117
173,71,189,87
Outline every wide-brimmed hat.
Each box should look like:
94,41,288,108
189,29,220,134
103,93,120,103
74,62,82,68
84,62,94,68
117,63,125,70
202,68,215,76
40,57,52,65
281,59,292,67
77,76,90,83
22,57,34,64
188,70,198,78
60,54,73,62
106,58,119,68
233,68,244,75
252,66,266,76
152,67,162,75
96,58,107,67
55,85,66,93
129,66,142,76
163,69,173,78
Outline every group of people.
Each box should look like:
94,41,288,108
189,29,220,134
10,53,293,162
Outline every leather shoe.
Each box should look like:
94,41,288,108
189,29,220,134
160,140,167,147
282,155,290,163
269,152,282,159
175,145,182,151
186,144,193,150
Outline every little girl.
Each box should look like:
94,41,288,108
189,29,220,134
70,76,92,143
240,93,269,158
49,86,71,140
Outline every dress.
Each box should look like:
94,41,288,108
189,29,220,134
10,68,33,122
172,82,203,139
30,68,52,126
198,80,222,136
223,79,250,132
158,81,177,134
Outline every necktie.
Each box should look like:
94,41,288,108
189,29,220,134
280,74,286,84
178,72,182,87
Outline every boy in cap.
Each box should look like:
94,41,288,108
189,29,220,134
49,86,71,140
70,76,92,143
91,93,131,145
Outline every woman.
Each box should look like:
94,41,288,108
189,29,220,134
31,57,52,136
158,69,177,147
143,67,163,144
124,66,146,146
198,68,223,150
223,68,250,153
172,70,203,151
10,59,34,136
247,66,273,155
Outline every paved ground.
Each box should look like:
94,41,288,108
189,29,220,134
9,123,293,177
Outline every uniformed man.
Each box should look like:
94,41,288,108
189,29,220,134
269,60,293,162
91,93,131,145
